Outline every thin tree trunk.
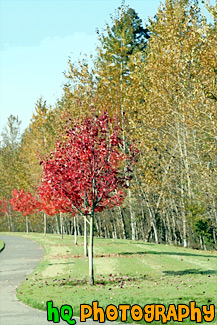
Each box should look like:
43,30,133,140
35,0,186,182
162,217,167,243
6,213,10,232
26,215,29,233
165,211,172,244
128,188,136,240
89,209,94,285
29,220,33,232
134,173,159,244
55,215,60,234
213,226,216,245
97,215,102,237
8,206,14,231
44,213,47,236
84,217,88,257
199,236,203,250
64,218,69,234
203,237,207,251
113,223,117,239
106,226,110,238
213,198,217,224
60,212,63,239
171,209,178,245
182,122,192,199
209,212,216,244
95,217,100,237
141,204,146,240
144,223,152,242
180,175,187,248
118,206,126,239
74,215,77,245
171,197,182,243
146,199,159,244
77,217,81,236
104,226,107,238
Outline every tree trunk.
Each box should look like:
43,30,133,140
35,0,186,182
106,226,110,238
44,213,46,236
171,209,178,245
180,176,187,248
199,236,203,250
6,213,11,232
209,211,216,245
55,215,60,234
113,223,117,239
141,204,146,240
95,217,100,237
98,215,102,237
145,199,159,244
128,188,136,240
203,237,207,251
84,217,88,257
89,209,94,285
29,220,33,232
77,217,81,236
60,212,63,239
104,226,107,238
74,215,77,245
137,181,159,244
118,206,126,239
165,211,172,244
8,206,14,232
26,215,29,233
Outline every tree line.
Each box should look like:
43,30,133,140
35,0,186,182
0,0,216,250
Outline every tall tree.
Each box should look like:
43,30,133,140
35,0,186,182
41,111,135,284
94,4,149,240
130,0,216,246
20,98,56,191
0,115,22,198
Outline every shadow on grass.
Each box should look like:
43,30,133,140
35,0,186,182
163,269,217,276
118,251,217,258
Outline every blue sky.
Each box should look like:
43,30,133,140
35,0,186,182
0,0,161,136
0,0,214,136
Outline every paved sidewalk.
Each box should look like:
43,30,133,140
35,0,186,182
0,234,109,325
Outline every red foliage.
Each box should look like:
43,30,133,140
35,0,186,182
10,189,39,216
40,112,133,215
37,183,73,216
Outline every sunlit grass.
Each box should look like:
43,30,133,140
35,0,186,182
0,239,4,251
1,232,217,324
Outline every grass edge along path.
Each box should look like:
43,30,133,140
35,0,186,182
0,239,5,252
1,232,217,324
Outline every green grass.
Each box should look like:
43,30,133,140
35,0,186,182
0,239,4,251
2,232,217,324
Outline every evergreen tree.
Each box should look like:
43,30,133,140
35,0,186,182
96,2,149,73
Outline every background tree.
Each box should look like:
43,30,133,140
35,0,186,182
10,189,39,233
0,115,22,198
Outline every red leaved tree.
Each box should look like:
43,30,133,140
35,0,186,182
41,111,135,284
10,189,39,233
37,183,73,237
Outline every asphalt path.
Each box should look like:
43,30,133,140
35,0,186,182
0,234,114,325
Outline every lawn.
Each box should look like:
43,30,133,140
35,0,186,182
1,232,217,324
0,239,4,251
